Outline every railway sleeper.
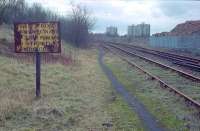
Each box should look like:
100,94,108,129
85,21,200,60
103,45,200,111
113,42,200,64
110,44,200,82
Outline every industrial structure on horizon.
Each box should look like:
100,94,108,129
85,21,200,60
150,20,200,51
127,22,150,38
153,20,200,36
106,26,118,37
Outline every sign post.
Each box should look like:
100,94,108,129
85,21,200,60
35,49,41,97
14,22,61,98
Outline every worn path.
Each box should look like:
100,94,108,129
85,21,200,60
98,48,165,131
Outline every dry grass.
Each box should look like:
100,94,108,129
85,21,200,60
0,25,145,130
127,56,200,103
104,52,200,130
0,88,34,120
0,24,13,43
0,45,145,131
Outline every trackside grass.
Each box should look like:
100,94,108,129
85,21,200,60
0,44,145,130
104,52,200,131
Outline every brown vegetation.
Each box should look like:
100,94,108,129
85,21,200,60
153,20,200,36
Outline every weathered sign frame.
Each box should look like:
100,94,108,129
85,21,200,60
14,21,61,98
14,21,61,53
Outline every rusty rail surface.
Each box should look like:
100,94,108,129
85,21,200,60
108,42,200,64
102,45,200,109
106,43,200,82
106,42,200,71
119,44,200,70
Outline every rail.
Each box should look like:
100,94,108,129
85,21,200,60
102,45,200,110
106,43,200,82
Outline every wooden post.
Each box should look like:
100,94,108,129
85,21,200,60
35,50,41,98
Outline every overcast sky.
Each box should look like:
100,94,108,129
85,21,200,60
28,0,200,35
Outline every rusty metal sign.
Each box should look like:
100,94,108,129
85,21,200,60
14,21,61,53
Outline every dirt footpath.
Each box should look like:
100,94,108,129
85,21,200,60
99,48,165,131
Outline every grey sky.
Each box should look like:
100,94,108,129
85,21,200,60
28,0,200,35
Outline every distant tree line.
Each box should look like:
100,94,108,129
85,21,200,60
0,0,95,47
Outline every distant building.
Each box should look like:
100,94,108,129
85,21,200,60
128,22,150,38
106,26,118,37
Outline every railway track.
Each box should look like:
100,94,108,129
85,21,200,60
102,44,200,110
105,43,200,82
107,42,200,71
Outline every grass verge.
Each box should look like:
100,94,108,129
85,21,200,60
0,44,144,130
127,56,200,103
104,52,200,130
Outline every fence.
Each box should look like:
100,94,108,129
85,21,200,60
150,35,200,51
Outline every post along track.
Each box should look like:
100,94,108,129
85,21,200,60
102,44,200,110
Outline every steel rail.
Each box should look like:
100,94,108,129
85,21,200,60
102,45,200,110
113,43,200,71
106,43,200,82
125,44,200,64
107,41,200,64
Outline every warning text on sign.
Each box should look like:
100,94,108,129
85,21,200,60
14,22,61,53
